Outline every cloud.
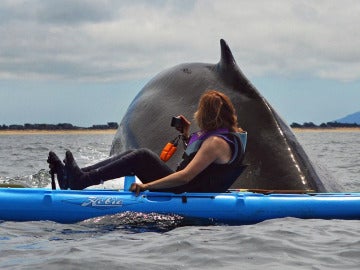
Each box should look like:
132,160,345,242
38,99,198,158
1,0,360,82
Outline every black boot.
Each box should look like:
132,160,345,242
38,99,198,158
64,150,101,190
47,151,68,189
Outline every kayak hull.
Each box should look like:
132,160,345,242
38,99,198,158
0,188,359,224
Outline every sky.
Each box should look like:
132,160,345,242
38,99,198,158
1,0,360,127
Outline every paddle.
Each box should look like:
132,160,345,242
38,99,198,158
231,188,315,194
0,183,27,188
0,169,55,189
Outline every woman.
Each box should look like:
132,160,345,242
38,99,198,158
47,90,247,194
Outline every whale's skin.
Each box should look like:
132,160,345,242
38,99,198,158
110,39,339,192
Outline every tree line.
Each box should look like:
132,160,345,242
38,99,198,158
2,121,359,130
290,121,360,128
0,122,119,130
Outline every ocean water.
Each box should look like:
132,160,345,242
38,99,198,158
0,131,359,269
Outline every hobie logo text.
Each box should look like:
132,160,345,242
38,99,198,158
81,197,123,207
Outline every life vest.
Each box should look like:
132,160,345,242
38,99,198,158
172,129,247,193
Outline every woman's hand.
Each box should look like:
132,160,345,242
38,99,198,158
177,115,191,138
129,182,148,196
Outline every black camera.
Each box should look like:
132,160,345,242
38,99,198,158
171,116,184,131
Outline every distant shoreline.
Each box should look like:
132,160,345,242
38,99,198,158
292,127,360,132
1,127,360,135
0,129,117,135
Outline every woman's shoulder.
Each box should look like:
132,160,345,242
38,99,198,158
202,134,230,149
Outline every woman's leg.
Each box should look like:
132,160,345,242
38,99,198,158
80,150,134,172
64,148,174,190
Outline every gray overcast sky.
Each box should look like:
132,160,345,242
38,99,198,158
1,0,360,126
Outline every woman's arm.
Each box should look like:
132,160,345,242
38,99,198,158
130,136,232,195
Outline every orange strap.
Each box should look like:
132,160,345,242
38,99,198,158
160,135,183,162
160,142,178,162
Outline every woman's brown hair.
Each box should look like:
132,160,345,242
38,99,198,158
194,90,239,132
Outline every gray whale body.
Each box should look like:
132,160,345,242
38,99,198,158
111,39,339,192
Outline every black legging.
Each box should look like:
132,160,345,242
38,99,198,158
82,148,174,186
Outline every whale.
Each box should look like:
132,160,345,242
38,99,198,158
110,39,339,192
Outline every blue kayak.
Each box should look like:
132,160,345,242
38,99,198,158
0,187,359,224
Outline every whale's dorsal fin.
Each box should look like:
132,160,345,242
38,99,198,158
217,39,256,97
220,39,237,68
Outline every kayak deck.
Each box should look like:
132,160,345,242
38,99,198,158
0,188,359,224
